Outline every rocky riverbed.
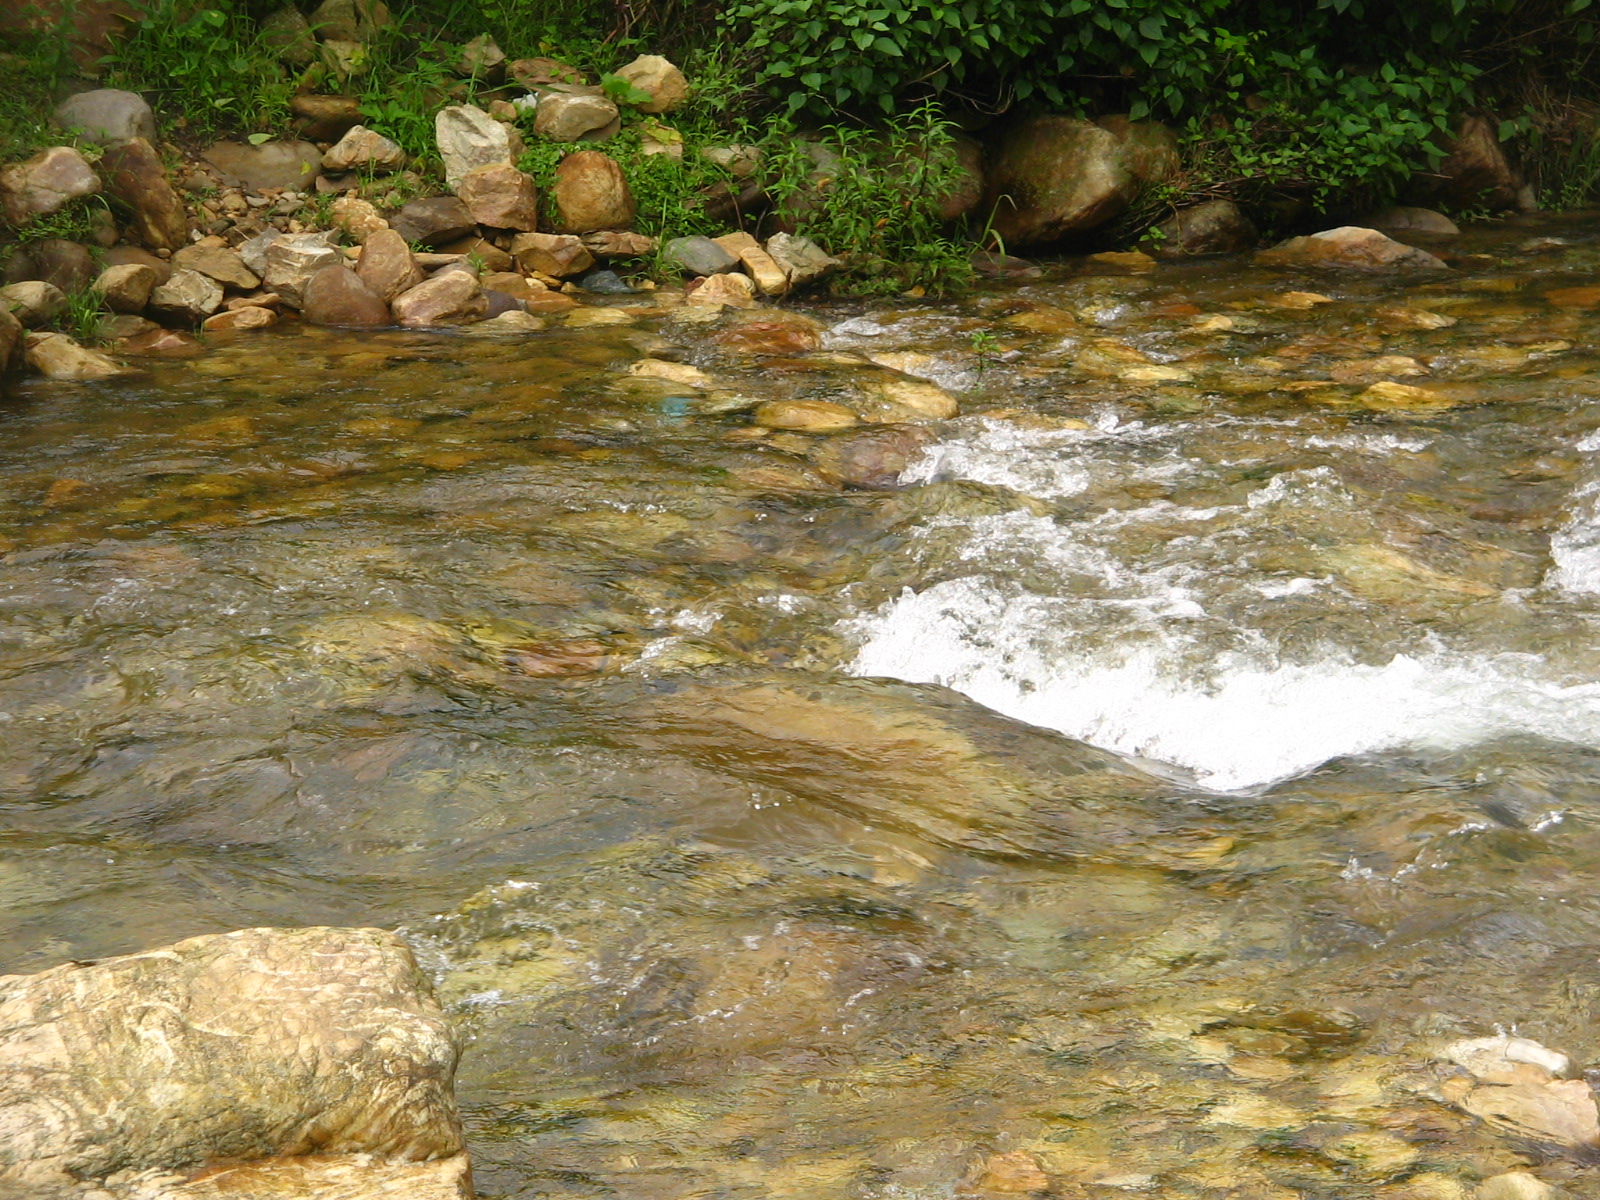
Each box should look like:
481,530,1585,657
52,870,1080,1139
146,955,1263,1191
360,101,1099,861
8,214,1600,1198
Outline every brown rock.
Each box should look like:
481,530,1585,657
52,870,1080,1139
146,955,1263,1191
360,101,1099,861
983,114,1175,247
456,163,539,230
97,313,159,340
712,230,787,295
437,235,512,272
1256,226,1449,272
612,54,688,114
709,309,824,355
22,238,96,293
391,270,488,326
356,228,426,301
580,229,656,257
686,271,756,308
0,280,68,327
389,196,476,247
103,244,173,285
552,150,635,232
1416,115,1526,211
120,327,202,356
508,56,585,88
22,331,128,379
93,261,158,312
480,271,540,300
202,139,322,191
510,231,593,277
321,125,407,173
851,373,960,422
1367,205,1460,237
753,399,858,432
0,308,23,373
172,243,260,289
459,32,504,78
330,195,388,243
202,305,279,332
291,93,364,141
224,293,282,311
809,423,936,489
521,287,578,314
301,264,390,327
533,87,620,142
263,233,344,308
1149,199,1258,257
0,926,463,1192
965,1151,1049,1194
100,137,187,250
149,268,225,325
0,145,100,226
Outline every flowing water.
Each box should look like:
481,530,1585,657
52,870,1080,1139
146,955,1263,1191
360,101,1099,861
10,217,1600,1198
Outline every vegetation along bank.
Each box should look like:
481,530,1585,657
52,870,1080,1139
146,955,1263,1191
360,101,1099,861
1,0,1598,374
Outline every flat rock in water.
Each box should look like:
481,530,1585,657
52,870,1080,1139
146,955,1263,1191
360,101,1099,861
22,331,128,379
1256,226,1448,272
809,424,938,489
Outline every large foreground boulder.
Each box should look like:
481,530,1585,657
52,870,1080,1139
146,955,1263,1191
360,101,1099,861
0,926,466,1194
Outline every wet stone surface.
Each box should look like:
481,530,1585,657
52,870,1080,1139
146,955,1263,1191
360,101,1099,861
9,217,1600,1197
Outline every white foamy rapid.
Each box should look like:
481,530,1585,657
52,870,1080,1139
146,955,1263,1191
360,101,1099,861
1547,431,1600,596
846,417,1600,792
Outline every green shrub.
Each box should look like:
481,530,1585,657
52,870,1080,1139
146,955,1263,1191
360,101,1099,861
757,103,971,294
103,0,294,138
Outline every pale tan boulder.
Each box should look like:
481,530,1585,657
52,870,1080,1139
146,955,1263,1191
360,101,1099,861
686,271,756,308
21,331,128,379
613,54,688,113
0,145,99,226
322,124,407,173
356,228,426,301
93,262,159,313
0,926,463,1192
202,305,279,332
391,270,488,326
510,231,593,277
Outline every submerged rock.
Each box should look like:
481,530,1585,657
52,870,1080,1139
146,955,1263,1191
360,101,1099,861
0,926,465,1193
809,423,938,489
754,399,859,432
1256,227,1449,272
1150,199,1258,257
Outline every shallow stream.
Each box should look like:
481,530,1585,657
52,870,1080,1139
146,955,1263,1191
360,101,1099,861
9,217,1600,1198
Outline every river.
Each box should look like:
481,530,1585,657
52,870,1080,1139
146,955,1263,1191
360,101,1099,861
5,216,1600,1198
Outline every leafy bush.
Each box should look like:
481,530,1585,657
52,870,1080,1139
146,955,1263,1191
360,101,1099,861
757,103,971,294
104,0,294,137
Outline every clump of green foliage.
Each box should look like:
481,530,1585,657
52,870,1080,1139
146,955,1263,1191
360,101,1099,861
0,19,75,165
103,0,295,138
758,103,972,294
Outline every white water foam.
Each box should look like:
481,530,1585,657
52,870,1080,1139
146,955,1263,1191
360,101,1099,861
844,421,1600,792
850,578,1600,791
1546,431,1600,596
